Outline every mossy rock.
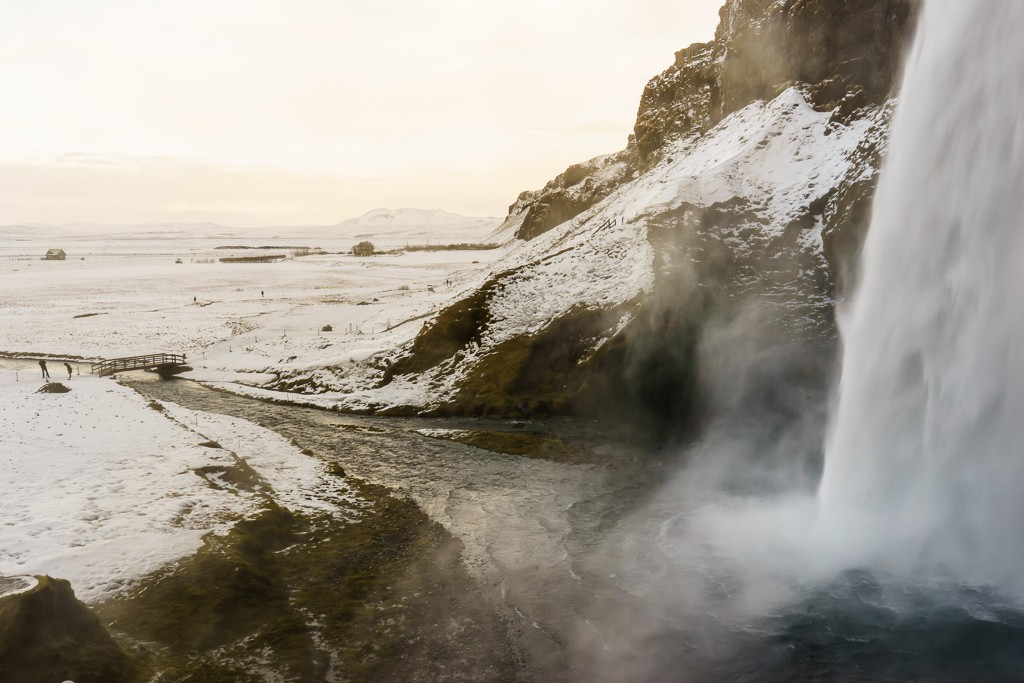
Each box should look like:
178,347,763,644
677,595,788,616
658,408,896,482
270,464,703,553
0,575,136,683
382,276,500,379
100,505,298,655
435,301,639,419
97,482,524,682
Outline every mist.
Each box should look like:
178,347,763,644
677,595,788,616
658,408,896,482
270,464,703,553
562,2,1024,679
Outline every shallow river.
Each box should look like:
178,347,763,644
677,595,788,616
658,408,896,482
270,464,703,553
129,376,1024,682
129,375,663,680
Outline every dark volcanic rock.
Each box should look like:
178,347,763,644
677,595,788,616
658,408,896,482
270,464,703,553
633,41,720,164
637,0,917,164
36,382,71,393
0,576,135,683
510,145,641,241
499,0,918,242
269,1,920,443
821,100,896,296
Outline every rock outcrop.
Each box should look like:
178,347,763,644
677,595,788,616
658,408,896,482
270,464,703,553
508,146,641,241
272,0,920,444
638,0,916,162
0,576,135,683
498,0,917,245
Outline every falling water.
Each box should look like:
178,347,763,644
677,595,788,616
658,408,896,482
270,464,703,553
817,0,1024,592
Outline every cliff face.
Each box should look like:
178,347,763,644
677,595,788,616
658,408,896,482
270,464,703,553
271,0,920,444
506,147,640,241
501,0,917,244
720,0,914,110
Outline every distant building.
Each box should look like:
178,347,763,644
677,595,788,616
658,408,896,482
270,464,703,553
43,249,66,261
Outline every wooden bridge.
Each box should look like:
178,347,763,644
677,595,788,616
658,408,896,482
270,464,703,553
91,353,192,378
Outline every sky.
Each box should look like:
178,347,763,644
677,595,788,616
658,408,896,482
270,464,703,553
1,0,722,227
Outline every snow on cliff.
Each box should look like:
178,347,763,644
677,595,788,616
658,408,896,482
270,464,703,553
259,87,889,413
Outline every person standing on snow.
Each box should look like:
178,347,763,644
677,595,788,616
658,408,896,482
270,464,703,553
39,359,49,380
64,362,73,380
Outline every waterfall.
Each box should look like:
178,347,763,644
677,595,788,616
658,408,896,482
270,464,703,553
817,0,1024,591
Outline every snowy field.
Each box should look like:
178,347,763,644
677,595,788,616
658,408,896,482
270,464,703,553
0,372,355,602
0,221,507,370
0,214,505,601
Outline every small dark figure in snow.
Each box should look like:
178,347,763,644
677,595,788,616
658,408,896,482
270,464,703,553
39,360,49,380
261,290,264,297
193,296,197,303
64,362,73,380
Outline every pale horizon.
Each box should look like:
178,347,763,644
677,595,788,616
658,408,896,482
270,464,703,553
2,0,721,227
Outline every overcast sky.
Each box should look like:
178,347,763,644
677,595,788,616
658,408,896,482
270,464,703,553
1,0,722,226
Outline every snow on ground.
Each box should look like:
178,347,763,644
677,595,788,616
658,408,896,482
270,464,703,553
0,241,507,361
1,91,877,419
0,213,499,600
0,575,37,598
0,368,355,602
0,222,509,386
156,401,355,518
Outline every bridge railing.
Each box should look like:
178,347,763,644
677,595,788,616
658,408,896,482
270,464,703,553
91,353,187,376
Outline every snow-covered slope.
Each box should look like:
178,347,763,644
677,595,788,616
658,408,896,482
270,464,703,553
219,1,919,435
488,0,915,250
0,373,354,602
266,86,891,421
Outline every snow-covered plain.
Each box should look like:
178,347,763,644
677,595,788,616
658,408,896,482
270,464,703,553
0,215,509,398
0,372,356,602
3,90,873,415
0,210,503,601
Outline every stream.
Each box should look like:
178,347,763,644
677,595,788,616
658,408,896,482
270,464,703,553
127,374,662,681
127,375,1024,682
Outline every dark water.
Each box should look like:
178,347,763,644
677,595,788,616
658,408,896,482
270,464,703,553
682,572,1024,682
128,376,1024,682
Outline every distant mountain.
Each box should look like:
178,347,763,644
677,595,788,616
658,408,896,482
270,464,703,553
332,208,502,243
0,210,504,243
337,208,483,226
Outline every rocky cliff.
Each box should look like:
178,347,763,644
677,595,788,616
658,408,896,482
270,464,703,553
271,0,920,445
500,0,916,249
0,576,135,683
